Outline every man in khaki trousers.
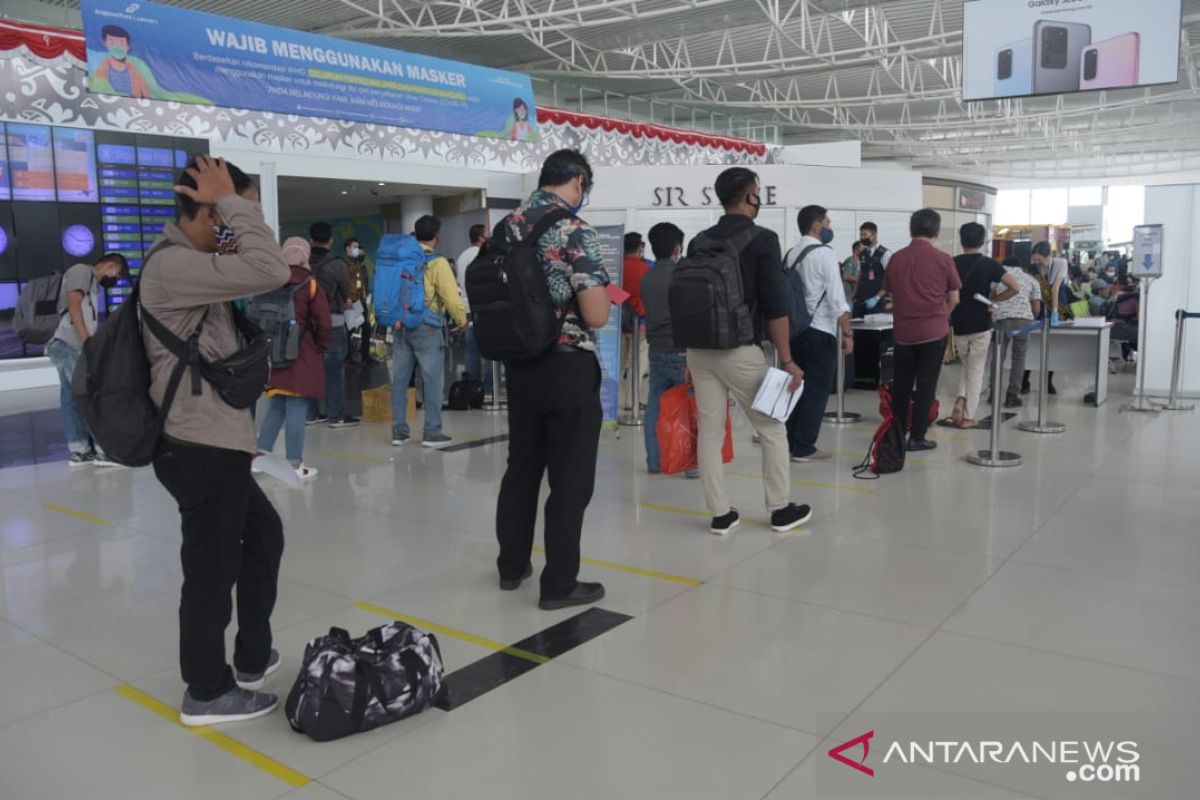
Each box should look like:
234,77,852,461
684,167,813,537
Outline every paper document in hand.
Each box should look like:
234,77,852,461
253,452,302,487
344,300,366,331
752,367,804,422
974,293,995,307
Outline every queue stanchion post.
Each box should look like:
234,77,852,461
823,326,861,426
1122,276,1163,414
620,320,644,427
968,325,1022,467
486,360,506,414
1018,316,1067,434
1155,309,1195,412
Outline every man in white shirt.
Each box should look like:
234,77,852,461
784,205,854,462
456,224,491,385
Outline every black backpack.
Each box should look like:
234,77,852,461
668,227,761,350
285,622,445,742
71,277,199,467
245,279,311,369
13,272,66,344
448,378,484,410
465,209,572,362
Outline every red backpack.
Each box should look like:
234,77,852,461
853,385,940,479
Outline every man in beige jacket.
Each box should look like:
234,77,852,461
140,155,291,726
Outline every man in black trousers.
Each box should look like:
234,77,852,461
493,149,613,610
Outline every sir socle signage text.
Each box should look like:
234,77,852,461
652,185,779,207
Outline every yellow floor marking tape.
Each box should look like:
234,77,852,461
44,502,111,526
727,471,876,495
637,502,770,528
355,601,547,665
113,684,310,788
315,449,389,464
531,546,701,587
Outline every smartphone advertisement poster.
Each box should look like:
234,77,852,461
962,0,1182,101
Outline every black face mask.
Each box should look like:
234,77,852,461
99,276,119,289
860,238,873,249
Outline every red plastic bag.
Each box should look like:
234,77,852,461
656,384,734,475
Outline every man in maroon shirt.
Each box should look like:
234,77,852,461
874,209,961,451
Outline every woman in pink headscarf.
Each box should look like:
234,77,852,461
255,237,332,480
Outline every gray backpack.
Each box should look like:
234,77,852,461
245,279,310,369
285,621,445,742
13,273,65,344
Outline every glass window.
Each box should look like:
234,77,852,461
996,190,1031,225
1030,188,1068,224
1105,185,1145,244
1069,186,1102,206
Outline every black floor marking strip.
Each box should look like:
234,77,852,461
436,608,632,711
438,434,510,453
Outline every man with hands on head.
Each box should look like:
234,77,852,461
140,155,291,727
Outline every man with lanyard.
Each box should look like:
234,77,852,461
853,221,891,318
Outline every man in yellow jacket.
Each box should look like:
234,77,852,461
390,215,468,448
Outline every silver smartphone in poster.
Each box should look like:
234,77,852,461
1032,20,1092,94
994,38,1033,97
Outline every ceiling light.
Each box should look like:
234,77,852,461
340,190,348,195
377,182,386,186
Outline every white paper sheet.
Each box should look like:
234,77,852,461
344,301,366,331
252,452,301,488
752,367,804,423
974,292,995,307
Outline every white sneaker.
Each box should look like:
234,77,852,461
294,465,318,481
92,455,124,469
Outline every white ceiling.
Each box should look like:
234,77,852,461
15,0,1200,181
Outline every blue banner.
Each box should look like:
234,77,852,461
80,0,539,141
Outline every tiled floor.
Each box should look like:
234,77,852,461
1,369,1199,800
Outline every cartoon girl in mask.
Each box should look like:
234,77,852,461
507,99,535,142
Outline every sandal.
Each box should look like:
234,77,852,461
951,397,966,427
957,419,981,430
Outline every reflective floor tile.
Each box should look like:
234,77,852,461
945,561,1200,680
323,661,818,800
559,584,928,736
714,530,998,626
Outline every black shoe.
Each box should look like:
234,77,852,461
538,582,605,611
710,509,741,537
770,503,813,533
1004,392,1022,409
499,563,533,592
1047,383,1058,396
907,438,937,452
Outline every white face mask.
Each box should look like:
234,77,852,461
349,247,361,259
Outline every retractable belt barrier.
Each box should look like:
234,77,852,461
823,326,862,426
1018,316,1066,435
1157,309,1198,412
968,325,1023,468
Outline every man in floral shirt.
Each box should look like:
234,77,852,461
494,149,613,611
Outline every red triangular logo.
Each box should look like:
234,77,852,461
828,731,875,777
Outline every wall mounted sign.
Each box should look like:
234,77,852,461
81,0,539,141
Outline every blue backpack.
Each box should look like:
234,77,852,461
785,243,828,337
374,234,444,331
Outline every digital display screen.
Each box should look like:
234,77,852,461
0,141,10,201
12,202,61,279
53,128,100,203
0,202,14,281
963,0,1183,101
7,124,56,202
137,146,174,168
97,143,136,165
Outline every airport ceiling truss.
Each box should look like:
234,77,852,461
30,0,1200,177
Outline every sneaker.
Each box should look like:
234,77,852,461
294,465,318,481
306,414,328,427
422,434,453,449
499,563,533,591
92,454,123,469
235,649,281,691
68,452,96,468
907,438,938,452
1004,392,1023,409
790,451,832,463
710,509,741,536
330,417,361,429
770,503,813,533
391,432,410,447
538,581,605,611
179,687,278,727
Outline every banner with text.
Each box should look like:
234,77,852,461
81,0,538,141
